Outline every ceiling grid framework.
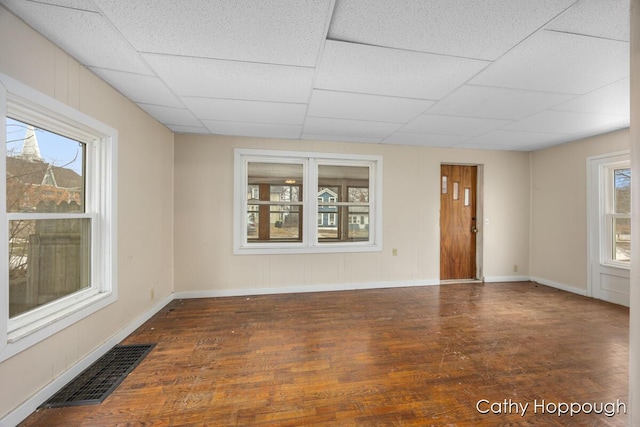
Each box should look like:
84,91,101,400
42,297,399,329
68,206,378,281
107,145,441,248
0,0,631,151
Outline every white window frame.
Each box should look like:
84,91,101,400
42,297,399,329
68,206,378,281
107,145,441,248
234,149,382,254
600,159,631,269
0,73,117,362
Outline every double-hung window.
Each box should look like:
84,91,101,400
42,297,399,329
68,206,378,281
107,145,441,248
234,149,382,254
602,161,631,267
0,73,117,360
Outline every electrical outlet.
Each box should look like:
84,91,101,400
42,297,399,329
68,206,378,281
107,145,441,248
513,265,518,273
392,248,398,256
150,289,155,300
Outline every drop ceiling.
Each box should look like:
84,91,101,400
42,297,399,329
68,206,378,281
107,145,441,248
0,0,630,151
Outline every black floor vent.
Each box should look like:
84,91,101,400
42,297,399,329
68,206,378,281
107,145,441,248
42,343,155,408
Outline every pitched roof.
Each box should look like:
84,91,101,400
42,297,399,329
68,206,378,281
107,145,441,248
6,156,82,189
51,165,83,189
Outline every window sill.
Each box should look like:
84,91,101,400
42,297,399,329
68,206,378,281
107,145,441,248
235,242,382,255
600,261,631,271
8,292,112,343
0,291,116,363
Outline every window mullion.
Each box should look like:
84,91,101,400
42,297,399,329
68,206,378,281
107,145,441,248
306,158,317,246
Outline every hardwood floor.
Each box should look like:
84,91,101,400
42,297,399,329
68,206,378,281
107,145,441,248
20,282,629,426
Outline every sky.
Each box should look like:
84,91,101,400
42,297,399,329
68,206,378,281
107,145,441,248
5,117,83,174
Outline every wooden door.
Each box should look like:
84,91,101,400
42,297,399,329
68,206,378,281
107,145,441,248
440,165,477,280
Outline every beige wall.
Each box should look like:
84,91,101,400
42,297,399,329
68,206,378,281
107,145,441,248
0,8,174,419
174,134,531,293
529,129,630,290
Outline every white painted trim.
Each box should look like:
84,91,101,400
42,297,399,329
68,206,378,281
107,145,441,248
175,279,441,300
483,276,531,283
0,294,174,427
530,276,588,296
176,277,599,301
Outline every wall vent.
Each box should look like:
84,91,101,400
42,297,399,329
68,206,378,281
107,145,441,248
41,343,155,408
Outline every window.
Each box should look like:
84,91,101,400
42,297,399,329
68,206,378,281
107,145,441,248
234,149,382,254
0,72,117,361
7,118,90,319
602,163,631,266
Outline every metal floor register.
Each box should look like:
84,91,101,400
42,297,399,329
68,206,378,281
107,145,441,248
42,343,155,408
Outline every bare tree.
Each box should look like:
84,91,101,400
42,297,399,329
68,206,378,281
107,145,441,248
615,168,631,214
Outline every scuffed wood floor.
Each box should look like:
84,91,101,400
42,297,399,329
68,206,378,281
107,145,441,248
20,282,629,426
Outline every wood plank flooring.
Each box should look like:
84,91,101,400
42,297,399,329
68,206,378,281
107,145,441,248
20,282,629,426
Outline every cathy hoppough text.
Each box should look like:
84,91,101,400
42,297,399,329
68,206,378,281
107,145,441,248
476,399,627,418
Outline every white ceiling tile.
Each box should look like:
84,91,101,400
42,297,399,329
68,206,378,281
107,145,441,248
427,85,576,120
202,121,302,139
303,117,403,139
454,140,566,151
142,54,314,103
546,0,629,41
138,104,202,128
552,79,630,115
1,0,151,74
14,0,100,11
383,133,470,147
470,30,629,94
503,110,629,134
315,40,489,100
168,125,210,134
93,0,332,67
456,131,573,151
400,115,511,137
182,97,307,125
453,142,532,151
463,130,570,148
90,68,182,108
302,134,382,144
308,90,434,123
3,0,629,151
329,0,577,60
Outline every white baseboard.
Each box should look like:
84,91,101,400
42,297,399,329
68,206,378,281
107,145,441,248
529,276,588,296
484,276,589,299
174,279,441,300
483,276,531,283
0,293,174,427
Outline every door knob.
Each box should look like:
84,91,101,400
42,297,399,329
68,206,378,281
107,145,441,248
471,226,478,233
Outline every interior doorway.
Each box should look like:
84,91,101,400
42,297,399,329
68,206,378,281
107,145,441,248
440,164,480,281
